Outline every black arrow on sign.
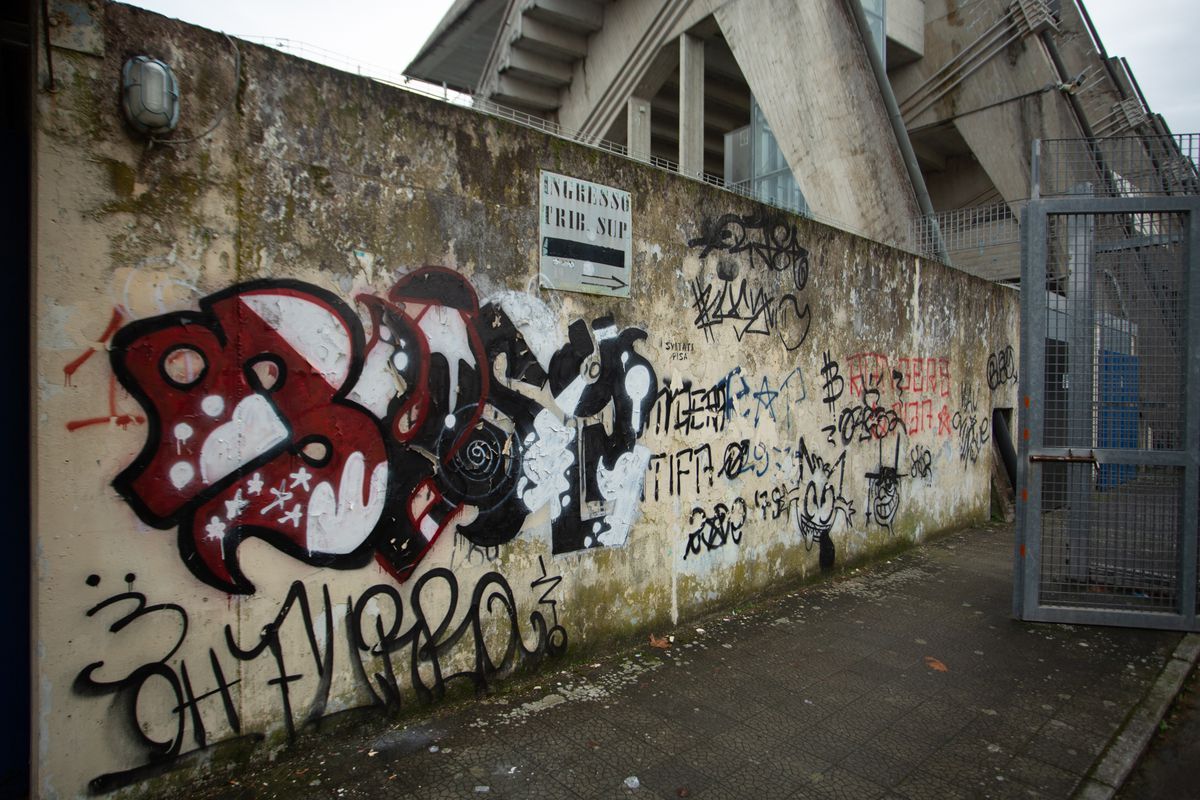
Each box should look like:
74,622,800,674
580,273,629,290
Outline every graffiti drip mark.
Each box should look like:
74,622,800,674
457,535,500,566
530,554,564,626
108,268,657,594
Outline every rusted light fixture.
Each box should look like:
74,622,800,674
121,56,180,135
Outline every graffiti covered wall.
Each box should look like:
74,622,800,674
32,5,1019,797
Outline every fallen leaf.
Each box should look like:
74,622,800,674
924,656,949,672
649,634,671,649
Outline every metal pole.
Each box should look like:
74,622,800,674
1065,203,1096,582
1031,139,1041,201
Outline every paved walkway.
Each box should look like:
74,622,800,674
182,523,1186,800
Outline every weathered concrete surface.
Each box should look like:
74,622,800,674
160,524,1182,800
32,3,1017,797
890,0,1124,213
716,0,923,245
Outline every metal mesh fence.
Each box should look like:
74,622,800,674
1038,465,1182,610
1042,211,1187,448
1036,134,1200,200
909,202,1021,278
1034,209,1189,612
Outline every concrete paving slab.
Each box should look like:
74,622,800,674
167,523,1185,800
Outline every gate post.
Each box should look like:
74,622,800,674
1065,208,1096,582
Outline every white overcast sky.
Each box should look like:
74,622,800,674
128,0,1200,134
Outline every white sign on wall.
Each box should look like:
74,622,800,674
538,170,633,298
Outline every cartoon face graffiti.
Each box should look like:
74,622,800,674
865,436,903,533
800,470,839,543
110,268,658,593
796,440,855,571
868,468,900,528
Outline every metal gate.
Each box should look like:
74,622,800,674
1014,149,1200,629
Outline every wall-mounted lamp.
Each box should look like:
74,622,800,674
121,56,180,135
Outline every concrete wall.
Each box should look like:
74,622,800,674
32,4,1019,797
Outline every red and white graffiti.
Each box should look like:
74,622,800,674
110,268,657,593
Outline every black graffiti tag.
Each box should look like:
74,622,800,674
820,351,844,412
683,498,748,559
76,570,566,794
987,345,1017,390
686,212,812,350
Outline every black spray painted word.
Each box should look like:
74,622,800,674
647,444,716,500
824,388,907,446
752,482,803,523
650,366,807,436
953,409,991,464
686,212,812,350
987,345,1017,390
74,570,565,794
718,438,809,483
651,378,731,436
909,445,934,480
683,498,748,559
689,278,811,350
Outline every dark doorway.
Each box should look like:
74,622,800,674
1,1,32,796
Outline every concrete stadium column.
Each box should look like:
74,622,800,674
678,32,705,177
627,96,652,162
